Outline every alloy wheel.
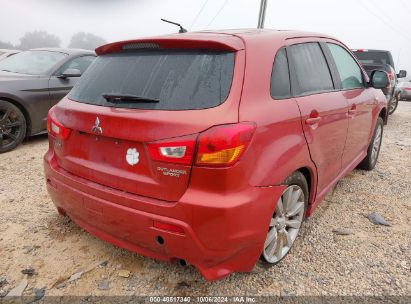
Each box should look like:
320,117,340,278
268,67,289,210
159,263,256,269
263,185,305,264
388,98,398,114
0,107,24,150
371,123,382,165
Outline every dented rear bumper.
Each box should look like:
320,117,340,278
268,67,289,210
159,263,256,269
44,149,285,280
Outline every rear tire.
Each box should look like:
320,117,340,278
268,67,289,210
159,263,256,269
261,171,308,265
0,100,26,153
357,117,383,171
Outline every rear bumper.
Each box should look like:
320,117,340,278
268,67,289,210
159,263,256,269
44,150,284,281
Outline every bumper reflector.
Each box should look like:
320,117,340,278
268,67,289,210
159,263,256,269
153,221,185,235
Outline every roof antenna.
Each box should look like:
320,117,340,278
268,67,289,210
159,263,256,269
161,18,188,33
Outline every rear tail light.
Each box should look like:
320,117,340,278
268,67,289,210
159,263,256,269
47,110,71,140
196,123,256,167
147,135,196,165
387,71,395,84
147,123,256,167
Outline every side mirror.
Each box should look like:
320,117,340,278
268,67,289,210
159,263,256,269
370,70,389,89
57,68,81,79
397,70,407,78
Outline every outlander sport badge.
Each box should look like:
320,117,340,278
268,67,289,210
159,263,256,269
126,148,139,166
91,117,103,134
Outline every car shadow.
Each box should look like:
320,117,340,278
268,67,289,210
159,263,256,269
23,133,48,144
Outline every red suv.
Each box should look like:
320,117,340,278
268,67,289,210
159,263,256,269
44,30,389,281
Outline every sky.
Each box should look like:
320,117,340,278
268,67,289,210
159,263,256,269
0,0,410,78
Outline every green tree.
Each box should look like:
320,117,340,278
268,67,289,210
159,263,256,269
68,32,106,50
0,41,15,49
18,31,61,50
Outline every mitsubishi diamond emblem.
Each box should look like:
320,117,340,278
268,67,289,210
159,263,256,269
91,117,103,134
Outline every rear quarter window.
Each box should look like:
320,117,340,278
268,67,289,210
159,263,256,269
68,49,235,110
270,48,291,99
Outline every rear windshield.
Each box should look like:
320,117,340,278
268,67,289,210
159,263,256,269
353,51,390,66
68,49,235,110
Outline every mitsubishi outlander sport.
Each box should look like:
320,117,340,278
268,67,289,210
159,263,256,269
44,29,389,280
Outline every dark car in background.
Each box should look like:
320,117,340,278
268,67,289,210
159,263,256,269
0,49,21,61
0,48,95,153
352,49,407,114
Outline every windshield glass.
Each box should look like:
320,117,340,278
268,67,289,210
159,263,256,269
68,49,235,110
0,51,67,75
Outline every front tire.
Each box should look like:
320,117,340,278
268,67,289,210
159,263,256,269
357,117,383,171
0,100,26,153
388,97,399,115
261,171,308,265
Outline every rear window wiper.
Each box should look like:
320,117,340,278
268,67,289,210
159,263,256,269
102,94,160,103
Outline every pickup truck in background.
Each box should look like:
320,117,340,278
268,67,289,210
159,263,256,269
352,49,407,114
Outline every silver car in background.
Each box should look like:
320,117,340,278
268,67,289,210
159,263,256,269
0,49,21,61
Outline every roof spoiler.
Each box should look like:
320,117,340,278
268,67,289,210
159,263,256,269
95,35,244,56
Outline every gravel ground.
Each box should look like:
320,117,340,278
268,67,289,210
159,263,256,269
0,102,410,298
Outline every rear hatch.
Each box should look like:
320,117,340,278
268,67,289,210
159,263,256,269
50,36,245,202
359,63,388,76
352,50,393,76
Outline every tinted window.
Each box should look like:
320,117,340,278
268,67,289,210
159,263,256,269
353,51,390,66
270,48,291,99
57,55,95,75
69,50,235,110
328,44,363,90
288,43,334,95
0,51,67,75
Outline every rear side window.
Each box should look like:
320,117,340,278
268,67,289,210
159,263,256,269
327,44,364,90
270,48,291,99
68,50,235,110
288,43,334,95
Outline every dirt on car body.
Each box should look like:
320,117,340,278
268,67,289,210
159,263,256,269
0,103,410,297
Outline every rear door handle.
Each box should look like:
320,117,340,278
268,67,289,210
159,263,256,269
305,117,322,125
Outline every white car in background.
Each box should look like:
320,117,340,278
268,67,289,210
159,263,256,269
397,81,411,101
0,49,21,61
